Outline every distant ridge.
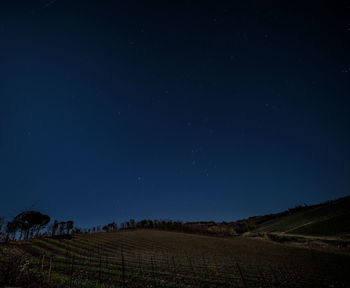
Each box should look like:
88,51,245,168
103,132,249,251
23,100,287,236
253,195,350,238
184,195,350,240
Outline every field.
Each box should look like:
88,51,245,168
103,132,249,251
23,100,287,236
3,229,350,288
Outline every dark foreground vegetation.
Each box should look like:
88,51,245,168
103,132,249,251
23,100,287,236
1,196,349,287
1,230,350,288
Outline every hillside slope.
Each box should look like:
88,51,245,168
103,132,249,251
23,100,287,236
253,196,350,239
183,196,350,240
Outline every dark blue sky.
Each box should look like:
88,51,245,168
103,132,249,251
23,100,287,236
1,0,349,227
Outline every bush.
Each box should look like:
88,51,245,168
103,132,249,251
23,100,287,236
0,250,46,287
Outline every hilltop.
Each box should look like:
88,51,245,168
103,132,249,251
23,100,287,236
184,196,350,243
253,196,350,237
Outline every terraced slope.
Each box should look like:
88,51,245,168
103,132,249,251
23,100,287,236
254,196,350,238
13,229,350,287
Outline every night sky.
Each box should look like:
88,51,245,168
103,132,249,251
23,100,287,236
1,1,350,227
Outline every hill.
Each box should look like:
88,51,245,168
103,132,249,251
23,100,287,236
183,196,350,242
253,196,350,238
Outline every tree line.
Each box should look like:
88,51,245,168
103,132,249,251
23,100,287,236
0,211,75,242
2,209,281,242
0,210,217,242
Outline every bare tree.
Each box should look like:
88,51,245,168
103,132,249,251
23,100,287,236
66,221,74,234
58,222,66,235
0,217,4,241
5,221,17,241
50,220,59,236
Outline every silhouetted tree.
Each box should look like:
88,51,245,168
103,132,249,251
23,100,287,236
0,217,5,241
72,227,81,234
13,211,50,239
51,220,59,236
5,221,17,241
136,220,147,229
66,221,74,234
58,222,66,235
129,219,135,229
107,222,117,231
